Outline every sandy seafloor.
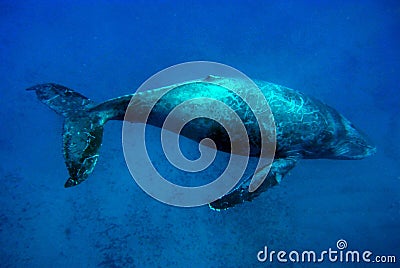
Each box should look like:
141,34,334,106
0,1,399,267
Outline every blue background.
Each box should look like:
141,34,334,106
0,0,399,267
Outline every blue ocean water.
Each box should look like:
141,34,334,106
0,0,399,267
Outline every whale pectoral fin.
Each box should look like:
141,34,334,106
248,164,273,192
209,157,298,211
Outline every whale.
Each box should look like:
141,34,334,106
27,76,376,210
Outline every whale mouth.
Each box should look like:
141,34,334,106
333,138,376,160
349,144,376,159
364,144,377,156
333,116,377,160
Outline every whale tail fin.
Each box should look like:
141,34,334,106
27,83,96,116
27,83,106,187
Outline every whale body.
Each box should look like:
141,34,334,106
27,76,376,210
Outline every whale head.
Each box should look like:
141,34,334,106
331,116,376,160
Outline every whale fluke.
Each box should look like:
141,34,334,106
27,83,106,187
26,83,95,116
